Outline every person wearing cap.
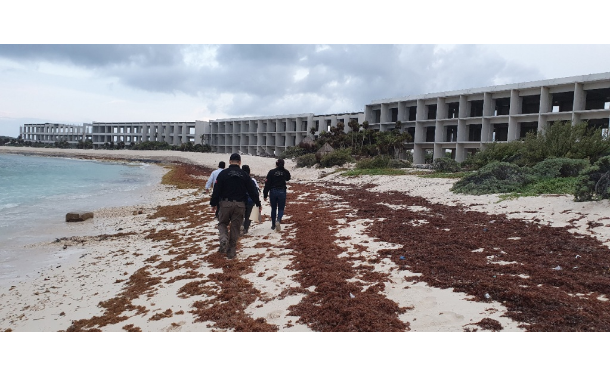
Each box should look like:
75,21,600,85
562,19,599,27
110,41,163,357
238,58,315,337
206,161,226,219
263,158,291,232
210,153,261,259
241,164,260,235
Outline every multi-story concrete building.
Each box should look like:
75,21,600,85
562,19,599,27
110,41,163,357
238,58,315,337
207,112,365,156
89,121,205,148
365,72,610,164
20,73,610,161
20,123,90,145
20,121,208,148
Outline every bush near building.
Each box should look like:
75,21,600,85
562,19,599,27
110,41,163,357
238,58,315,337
319,148,354,168
452,121,610,201
296,154,317,168
574,156,610,202
432,157,461,173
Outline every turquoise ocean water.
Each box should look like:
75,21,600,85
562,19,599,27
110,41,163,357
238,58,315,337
0,154,160,282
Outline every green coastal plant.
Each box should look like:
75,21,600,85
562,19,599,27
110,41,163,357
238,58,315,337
574,156,610,202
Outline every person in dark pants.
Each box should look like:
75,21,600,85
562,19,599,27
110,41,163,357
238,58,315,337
263,158,291,232
210,153,261,259
241,164,260,235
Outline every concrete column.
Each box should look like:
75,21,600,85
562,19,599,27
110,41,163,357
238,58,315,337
413,144,425,164
458,95,468,118
482,118,492,142
455,143,466,163
483,92,494,117
437,97,447,120
508,90,521,140
508,117,519,141
539,86,552,132
509,89,521,115
397,101,406,122
457,119,466,142
433,143,443,160
436,97,446,145
414,122,424,143
573,82,586,124
416,100,425,121
381,104,389,123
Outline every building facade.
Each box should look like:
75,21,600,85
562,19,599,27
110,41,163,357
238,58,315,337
365,72,610,164
19,73,610,162
207,112,365,156
20,121,207,148
89,121,204,148
20,123,90,145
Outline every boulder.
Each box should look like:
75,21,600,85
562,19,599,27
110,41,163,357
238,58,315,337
66,211,94,222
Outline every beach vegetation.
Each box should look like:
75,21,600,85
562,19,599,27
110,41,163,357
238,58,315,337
410,170,470,179
0,136,18,146
499,177,579,200
279,145,309,160
468,121,610,169
451,162,536,195
452,121,610,200
296,153,317,168
342,168,407,177
432,157,461,173
574,156,610,202
319,148,354,168
76,139,94,149
356,155,391,169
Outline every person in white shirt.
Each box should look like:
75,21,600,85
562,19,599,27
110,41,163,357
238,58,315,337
206,161,225,218
206,161,226,191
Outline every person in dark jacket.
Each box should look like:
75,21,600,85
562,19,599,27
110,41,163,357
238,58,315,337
210,153,261,259
263,158,291,232
241,164,260,235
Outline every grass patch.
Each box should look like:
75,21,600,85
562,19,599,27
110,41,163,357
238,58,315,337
422,171,470,179
499,177,578,200
407,170,469,179
342,168,407,177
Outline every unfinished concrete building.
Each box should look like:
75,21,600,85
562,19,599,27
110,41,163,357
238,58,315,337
19,72,610,160
20,123,90,145
207,112,364,156
365,72,610,164
89,121,205,148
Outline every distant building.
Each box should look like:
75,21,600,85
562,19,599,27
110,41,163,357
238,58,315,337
20,123,90,145
19,72,610,161
207,112,365,156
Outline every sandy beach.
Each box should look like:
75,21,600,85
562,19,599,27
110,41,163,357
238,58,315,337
1,146,609,332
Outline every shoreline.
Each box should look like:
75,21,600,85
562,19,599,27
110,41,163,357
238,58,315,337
0,146,609,332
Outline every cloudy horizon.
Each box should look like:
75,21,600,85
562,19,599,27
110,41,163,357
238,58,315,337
2,44,610,138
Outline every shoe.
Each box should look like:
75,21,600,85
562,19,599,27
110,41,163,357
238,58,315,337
271,224,275,231
276,221,281,232
218,239,228,254
243,229,248,235
227,249,236,259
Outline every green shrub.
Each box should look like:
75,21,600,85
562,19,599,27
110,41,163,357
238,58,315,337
356,155,390,169
451,162,535,195
532,158,590,179
468,141,525,168
279,146,307,160
433,157,460,172
388,159,412,168
574,156,610,202
296,153,318,168
319,148,354,168
469,121,610,168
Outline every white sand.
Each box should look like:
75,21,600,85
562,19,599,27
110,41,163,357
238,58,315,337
0,146,608,332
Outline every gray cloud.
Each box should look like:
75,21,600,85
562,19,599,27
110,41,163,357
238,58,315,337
0,44,543,118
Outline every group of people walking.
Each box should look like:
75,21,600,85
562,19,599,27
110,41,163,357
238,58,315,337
208,153,291,259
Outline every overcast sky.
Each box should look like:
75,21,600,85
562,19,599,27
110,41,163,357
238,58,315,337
2,44,610,138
